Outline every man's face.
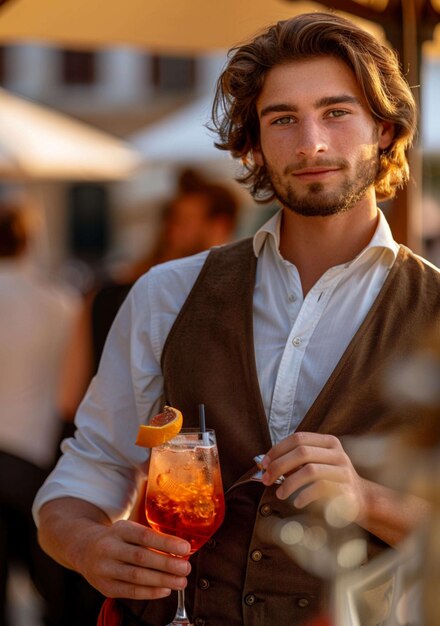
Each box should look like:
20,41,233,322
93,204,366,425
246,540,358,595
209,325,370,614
253,56,394,217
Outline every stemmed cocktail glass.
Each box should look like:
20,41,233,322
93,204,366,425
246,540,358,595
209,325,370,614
145,428,225,625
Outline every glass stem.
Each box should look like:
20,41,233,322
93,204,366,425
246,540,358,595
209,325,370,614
172,588,189,624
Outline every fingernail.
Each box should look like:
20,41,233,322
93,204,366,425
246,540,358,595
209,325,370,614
177,560,190,575
177,541,191,555
276,487,286,500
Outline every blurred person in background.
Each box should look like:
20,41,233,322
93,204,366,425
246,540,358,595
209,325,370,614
0,204,81,626
123,168,241,282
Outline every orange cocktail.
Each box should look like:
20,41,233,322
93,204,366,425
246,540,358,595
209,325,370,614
146,429,225,555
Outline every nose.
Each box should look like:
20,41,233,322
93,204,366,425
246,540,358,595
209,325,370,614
295,118,328,158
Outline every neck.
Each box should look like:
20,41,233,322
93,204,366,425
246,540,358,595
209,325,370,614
279,198,379,296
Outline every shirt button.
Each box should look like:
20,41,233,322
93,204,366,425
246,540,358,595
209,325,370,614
205,538,216,549
198,578,210,590
288,294,296,303
244,594,256,606
194,619,205,626
292,336,302,347
250,549,263,562
259,503,272,517
297,597,309,608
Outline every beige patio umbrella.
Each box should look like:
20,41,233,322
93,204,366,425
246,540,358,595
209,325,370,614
0,0,384,53
0,87,142,180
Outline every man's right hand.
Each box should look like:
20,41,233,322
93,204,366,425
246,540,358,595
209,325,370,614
37,497,191,599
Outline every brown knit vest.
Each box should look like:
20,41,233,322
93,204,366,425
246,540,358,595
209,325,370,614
120,239,440,626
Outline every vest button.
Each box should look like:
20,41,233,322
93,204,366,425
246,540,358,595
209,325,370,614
205,538,216,549
250,549,263,562
244,594,256,606
259,503,272,517
194,619,205,626
198,578,210,590
297,597,309,608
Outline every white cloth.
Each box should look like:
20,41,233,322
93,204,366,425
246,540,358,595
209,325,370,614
0,259,80,468
33,209,398,523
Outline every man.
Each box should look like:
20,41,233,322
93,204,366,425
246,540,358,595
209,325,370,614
121,167,240,285
34,12,439,626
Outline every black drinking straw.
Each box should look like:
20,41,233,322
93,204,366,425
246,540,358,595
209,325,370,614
198,403,209,444
198,403,206,432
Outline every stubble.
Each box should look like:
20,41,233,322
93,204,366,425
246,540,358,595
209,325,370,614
264,150,380,218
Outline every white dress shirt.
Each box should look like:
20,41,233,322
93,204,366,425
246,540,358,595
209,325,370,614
33,209,398,523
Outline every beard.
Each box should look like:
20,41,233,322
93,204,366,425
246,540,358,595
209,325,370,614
263,150,380,218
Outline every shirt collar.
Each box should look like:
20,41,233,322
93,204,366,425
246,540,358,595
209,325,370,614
253,208,398,265
253,209,282,257
363,208,399,260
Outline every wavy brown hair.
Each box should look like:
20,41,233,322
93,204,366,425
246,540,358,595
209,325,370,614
211,12,417,202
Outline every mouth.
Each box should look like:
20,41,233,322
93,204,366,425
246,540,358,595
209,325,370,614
292,167,340,181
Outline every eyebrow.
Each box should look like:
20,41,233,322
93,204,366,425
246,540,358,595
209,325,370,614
259,95,361,118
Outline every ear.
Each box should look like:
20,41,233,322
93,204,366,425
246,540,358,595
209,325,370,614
377,121,395,150
252,147,264,167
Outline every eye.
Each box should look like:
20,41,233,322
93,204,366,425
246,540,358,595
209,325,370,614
271,115,295,126
326,109,349,119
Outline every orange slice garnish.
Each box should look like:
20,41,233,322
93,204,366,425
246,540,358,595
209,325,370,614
135,406,183,448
